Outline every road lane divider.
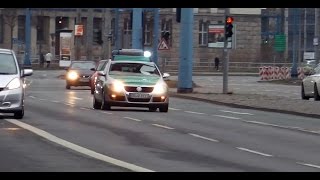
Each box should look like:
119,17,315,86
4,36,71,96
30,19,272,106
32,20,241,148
184,111,205,115
51,100,60,103
296,162,320,169
212,115,241,120
100,111,113,115
5,119,154,172
28,96,36,99
151,124,175,130
236,147,273,157
219,110,254,116
123,117,142,122
168,108,181,111
188,133,219,142
71,97,83,100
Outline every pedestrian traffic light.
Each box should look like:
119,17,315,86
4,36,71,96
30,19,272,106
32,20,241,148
225,16,234,38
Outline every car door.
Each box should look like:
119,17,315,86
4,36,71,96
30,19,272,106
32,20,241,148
305,64,320,95
95,61,110,101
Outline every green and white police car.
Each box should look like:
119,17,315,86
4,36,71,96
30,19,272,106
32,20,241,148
92,50,170,112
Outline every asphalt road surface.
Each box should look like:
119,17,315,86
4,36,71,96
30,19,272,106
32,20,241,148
1,70,320,172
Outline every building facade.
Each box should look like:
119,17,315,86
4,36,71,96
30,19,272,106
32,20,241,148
0,8,263,68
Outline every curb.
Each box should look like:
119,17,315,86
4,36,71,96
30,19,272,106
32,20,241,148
169,93,320,119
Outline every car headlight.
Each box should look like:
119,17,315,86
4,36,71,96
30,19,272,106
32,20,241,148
152,82,167,95
67,71,79,80
5,78,21,90
111,80,125,93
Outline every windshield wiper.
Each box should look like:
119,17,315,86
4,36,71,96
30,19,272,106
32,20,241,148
0,72,14,75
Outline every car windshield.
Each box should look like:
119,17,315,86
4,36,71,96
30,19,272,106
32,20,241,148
70,62,96,70
0,53,17,74
109,62,160,77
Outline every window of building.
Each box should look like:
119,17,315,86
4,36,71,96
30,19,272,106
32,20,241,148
144,20,152,46
18,15,25,42
80,17,87,45
161,19,172,46
37,16,45,43
111,18,115,45
123,18,132,48
199,20,209,46
0,15,3,43
93,17,103,45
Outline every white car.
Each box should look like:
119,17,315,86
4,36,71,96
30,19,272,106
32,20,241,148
301,63,320,100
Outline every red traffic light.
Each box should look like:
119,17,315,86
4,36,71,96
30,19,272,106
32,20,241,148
226,16,234,24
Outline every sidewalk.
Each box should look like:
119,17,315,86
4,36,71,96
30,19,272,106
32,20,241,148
168,81,320,119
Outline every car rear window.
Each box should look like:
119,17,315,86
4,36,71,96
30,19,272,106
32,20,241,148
0,53,17,74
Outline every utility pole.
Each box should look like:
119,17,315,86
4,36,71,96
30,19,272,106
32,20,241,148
75,8,81,60
24,8,31,67
132,8,143,49
152,8,159,65
115,8,120,50
86,8,93,60
315,8,319,65
304,8,307,62
222,8,230,94
177,8,193,93
291,8,298,77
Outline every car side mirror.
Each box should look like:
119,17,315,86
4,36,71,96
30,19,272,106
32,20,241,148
90,68,96,71
98,71,106,76
163,72,170,80
22,69,33,77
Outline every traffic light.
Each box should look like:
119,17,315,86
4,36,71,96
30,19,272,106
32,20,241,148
225,16,234,38
176,8,181,23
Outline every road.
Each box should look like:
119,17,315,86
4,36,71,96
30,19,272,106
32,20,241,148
1,70,320,171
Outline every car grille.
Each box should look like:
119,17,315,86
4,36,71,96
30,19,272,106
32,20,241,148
128,98,151,102
124,86,154,93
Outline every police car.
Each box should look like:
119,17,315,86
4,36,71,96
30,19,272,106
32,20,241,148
92,49,170,112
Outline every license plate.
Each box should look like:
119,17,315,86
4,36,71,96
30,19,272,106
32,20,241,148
129,93,150,98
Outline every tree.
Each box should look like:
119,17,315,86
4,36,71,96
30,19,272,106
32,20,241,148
3,8,18,49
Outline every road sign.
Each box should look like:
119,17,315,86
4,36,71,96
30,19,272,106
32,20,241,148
158,39,169,50
274,34,286,52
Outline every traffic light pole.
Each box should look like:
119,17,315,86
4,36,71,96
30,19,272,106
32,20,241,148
24,8,31,67
177,8,194,93
222,8,230,94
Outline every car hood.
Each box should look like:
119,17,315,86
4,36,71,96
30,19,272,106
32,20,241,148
0,74,18,88
109,75,160,86
69,69,93,76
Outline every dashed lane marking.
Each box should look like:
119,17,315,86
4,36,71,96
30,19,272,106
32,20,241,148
237,147,273,157
184,111,205,115
212,115,241,120
219,110,254,115
151,124,175,130
123,117,142,122
188,133,219,142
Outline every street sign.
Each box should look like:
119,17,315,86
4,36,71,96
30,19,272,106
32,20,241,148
75,25,84,36
158,39,169,50
274,34,286,52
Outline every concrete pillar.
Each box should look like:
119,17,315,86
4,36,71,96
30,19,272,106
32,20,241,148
30,17,37,56
86,8,94,60
49,16,56,56
132,8,143,49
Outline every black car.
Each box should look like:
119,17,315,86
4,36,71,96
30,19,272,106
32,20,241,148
65,61,96,89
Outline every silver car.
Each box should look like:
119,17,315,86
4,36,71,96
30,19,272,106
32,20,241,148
0,48,33,119
93,59,170,112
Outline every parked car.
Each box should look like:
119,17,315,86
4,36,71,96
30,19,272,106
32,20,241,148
301,63,320,100
90,59,108,94
0,48,33,119
92,53,170,112
65,61,96,89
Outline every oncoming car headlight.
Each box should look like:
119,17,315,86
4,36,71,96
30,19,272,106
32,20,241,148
152,82,167,95
5,78,21,90
67,71,79,80
111,80,125,93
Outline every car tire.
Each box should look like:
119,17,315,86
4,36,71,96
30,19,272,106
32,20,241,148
149,107,157,112
101,91,111,110
301,83,309,100
93,96,102,109
159,104,169,113
314,84,320,101
13,107,24,119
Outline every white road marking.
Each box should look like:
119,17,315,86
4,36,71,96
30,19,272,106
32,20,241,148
63,103,74,106
237,147,273,157
80,107,90,111
296,162,320,169
123,117,142,122
51,100,60,103
5,119,154,172
219,110,253,115
169,107,181,111
71,97,83,100
39,98,47,101
188,133,219,142
100,111,112,115
28,96,36,99
151,124,175,130
184,111,205,115
212,115,241,120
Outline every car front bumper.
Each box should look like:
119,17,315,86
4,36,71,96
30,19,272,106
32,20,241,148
0,87,23,112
